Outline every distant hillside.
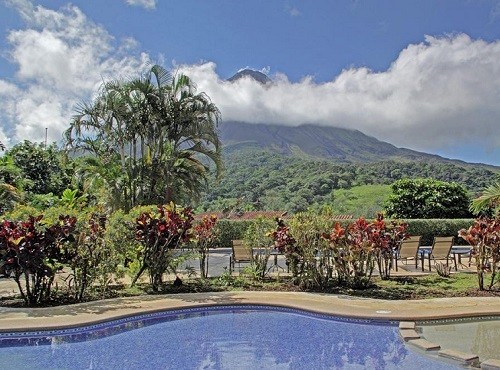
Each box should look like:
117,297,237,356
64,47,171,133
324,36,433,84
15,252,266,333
219,121,492,167
197,121,498,214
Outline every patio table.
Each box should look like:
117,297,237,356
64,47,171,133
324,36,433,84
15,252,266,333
267,249,286,273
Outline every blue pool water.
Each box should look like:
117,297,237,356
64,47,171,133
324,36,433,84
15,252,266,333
0,305,460,370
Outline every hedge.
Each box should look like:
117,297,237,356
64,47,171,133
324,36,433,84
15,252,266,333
212,218,475,248
403,219,474,245
214,220,254,248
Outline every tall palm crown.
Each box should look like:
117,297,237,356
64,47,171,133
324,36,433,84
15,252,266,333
65,65,222,211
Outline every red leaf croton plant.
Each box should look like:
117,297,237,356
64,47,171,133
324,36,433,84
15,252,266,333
459,218,500,290
269,213,407,288
322,214,408,287
133,203,194,291
193,214,218,279
0,215,76,306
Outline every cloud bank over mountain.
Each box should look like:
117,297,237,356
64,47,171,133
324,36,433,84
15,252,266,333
0,0,499,165
179,34,500,159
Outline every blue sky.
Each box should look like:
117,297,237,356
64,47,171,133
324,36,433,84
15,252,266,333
0,0,499,165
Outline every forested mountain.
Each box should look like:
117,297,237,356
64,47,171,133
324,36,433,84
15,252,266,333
219,121,495,166
197,122,499,214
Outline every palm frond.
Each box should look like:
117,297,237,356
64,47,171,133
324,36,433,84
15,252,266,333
470,182,500,216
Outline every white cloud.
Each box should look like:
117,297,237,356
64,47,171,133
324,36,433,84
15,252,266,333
1,0,151,144
125,0,156,10
285,5,301,17
178,34,500,158
490,0,500,22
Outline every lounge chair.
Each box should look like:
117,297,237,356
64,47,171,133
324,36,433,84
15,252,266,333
421,236,456,272
394,235,421,271
229,240,253,273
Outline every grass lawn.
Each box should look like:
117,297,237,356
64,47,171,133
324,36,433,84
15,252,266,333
116,272,499,301
1,272,498,307
331,184,391,218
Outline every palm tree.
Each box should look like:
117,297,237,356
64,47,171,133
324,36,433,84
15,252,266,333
470,182,500,217
65,65,222,211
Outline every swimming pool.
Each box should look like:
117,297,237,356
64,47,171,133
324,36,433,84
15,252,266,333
0,305,461,370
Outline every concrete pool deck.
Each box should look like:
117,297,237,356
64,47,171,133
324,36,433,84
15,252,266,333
0,291,499,331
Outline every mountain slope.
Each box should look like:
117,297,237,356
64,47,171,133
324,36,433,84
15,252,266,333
219,121,493,167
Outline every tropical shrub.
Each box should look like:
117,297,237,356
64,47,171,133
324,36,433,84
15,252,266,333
263,212,409,288
133,204,194,291
0,215,76,306
269,216,300,277
7,141,73,196
322,215,407,288
65,213,121,301
105,206,156,279
385,178,472,219
459,218,500,290
214,220,252,248
243,217,275,279
288,212,333,288
193,215,218,279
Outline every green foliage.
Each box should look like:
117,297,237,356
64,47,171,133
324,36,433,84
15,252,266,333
288,212,334,288
1,204,40,221
7,141,73,197
213,220,252,248
330,185,392,218
470,182,500,217
385,178,473,219
60,188,87,209
27,193,60,210
0,155,24,214
200,149,497,213
214,267,246,287
404,219,473,245
0,183,23,214
0,155,23,190
65,213,118,301
243,217,275,279
104,205,159,282
193,215,219,278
